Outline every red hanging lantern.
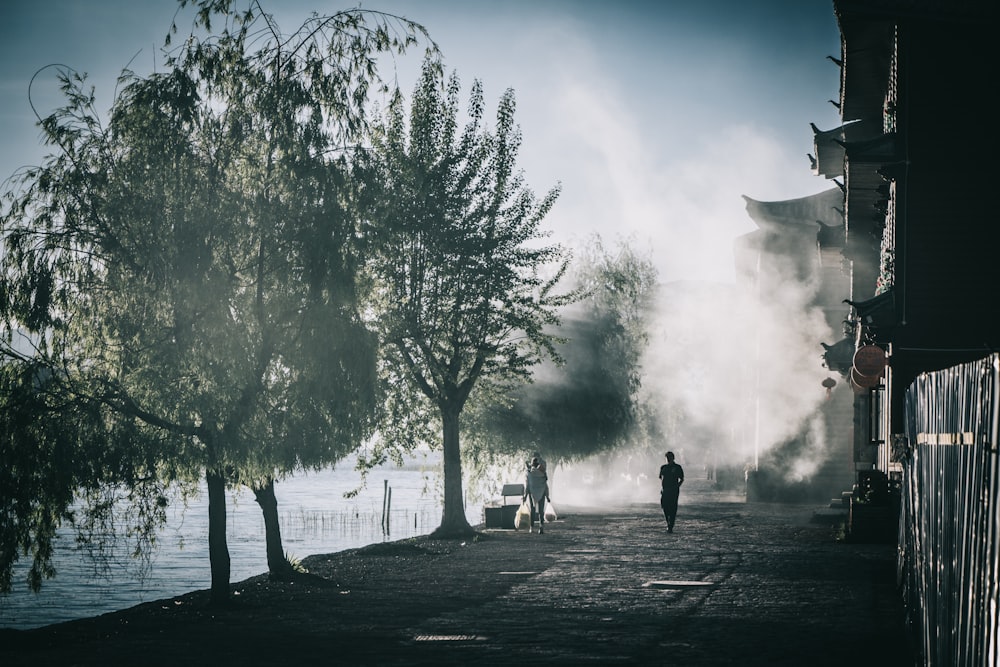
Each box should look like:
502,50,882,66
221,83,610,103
821,377,837,399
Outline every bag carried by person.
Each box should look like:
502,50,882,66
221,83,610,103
515,500,531,530
544,502,557,522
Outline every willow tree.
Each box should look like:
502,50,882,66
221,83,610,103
467,236,658,472
0,1,429,602
0,355,178,595
360,59,576,537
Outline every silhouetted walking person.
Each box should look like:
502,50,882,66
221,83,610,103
659,451,684,532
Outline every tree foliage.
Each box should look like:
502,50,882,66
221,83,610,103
467,235,659,464
0,0,431,599
0,358,175,594
359,58,576,536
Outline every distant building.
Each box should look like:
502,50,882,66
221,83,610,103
734,188,855,502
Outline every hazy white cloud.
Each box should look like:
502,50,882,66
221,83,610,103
479,27,842,489
531,66,822,285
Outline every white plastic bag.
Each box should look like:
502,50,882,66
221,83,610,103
544,502,557,522
514,500,531,530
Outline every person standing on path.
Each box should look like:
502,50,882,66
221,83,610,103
524,456,550,534
526,451,547,475
659,451,684,532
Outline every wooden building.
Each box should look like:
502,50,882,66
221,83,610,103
735,0,997,514
823,0,998,477
735,189,856,502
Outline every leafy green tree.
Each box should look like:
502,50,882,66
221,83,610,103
0,1,429,602
0,356,177,594
467,236,658,469
359,58,576,537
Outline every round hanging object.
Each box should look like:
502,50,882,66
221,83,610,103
853,345,887,378
851,366,882,389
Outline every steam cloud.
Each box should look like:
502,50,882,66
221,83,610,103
499,62,838,507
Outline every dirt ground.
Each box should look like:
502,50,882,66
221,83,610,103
0,479,917,666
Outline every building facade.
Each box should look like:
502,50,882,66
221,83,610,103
821,2,996,663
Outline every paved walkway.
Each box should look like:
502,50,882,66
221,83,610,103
0,478,917,666
392,479,915,665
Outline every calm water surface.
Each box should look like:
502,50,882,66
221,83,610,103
1,458,476,630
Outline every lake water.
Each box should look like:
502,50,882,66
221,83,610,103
0,455,480,630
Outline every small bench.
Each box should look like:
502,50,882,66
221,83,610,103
484,483,525,529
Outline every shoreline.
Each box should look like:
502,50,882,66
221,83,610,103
0,489,916,666
0,462,455,631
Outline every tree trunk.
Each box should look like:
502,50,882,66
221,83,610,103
431,403,475,538
253,477,295,581
206,468,231,605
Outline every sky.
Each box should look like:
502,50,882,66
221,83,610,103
1,0,843,284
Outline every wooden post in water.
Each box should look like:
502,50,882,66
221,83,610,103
386,486,392,536
381,480,388,534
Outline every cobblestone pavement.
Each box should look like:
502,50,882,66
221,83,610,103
0,478,917,666
387,479,916,666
